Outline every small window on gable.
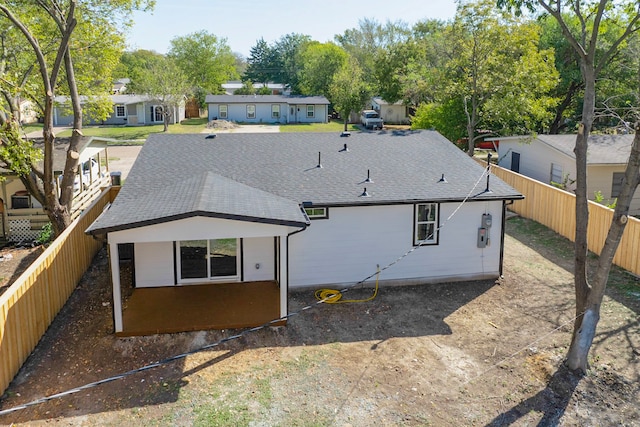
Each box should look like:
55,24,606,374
611,172,625,198
219,104,228,119
414,203,439,245
306,105,314,118
304,207,327,219
115,105,126,118
272,104,280,118
247,104,256,119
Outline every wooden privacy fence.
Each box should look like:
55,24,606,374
0,186,120,395
491,164,640,276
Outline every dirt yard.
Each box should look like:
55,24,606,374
0,217,638,426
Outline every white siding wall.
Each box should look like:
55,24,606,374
381,105,409,124
134,241,174,287
498,139,576,189
288,202,503,289
588,165,640,214
243,237,276,281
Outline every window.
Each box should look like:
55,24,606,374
115,104,125,118
219,104,228,119
177,239,239,282
151,105,163,122
304,207,328,219
611,172,625,198
414,203,439,245
247,104,256,119
272,104,280,119
306,105,315,118
550,163,563,184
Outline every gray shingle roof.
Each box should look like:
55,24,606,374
87,130,522,234
536,134,635,164
204,94,330,105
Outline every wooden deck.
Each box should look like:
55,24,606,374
118,280,283,337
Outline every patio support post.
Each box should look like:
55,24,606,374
109,241,123,333
279,236,287,320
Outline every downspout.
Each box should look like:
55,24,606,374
285,224,308,319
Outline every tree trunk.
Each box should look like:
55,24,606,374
343,116,348,132
565,62,596,373
549,81,581,134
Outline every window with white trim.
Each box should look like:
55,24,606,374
306,105,314,118
115,104,126,118
550,163,563,184
219,104,228,119
247,104,256,119
414,203,439,245
304,207,328,219
272,104,280,119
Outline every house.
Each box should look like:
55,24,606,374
495,134,640,214
53,94,186,126
111,78,131,94
1,137,112,242
370,97,411,125
206,95,330,124
221,81,289,95
86,131,522,336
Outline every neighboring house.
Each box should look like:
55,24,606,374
370,97,411,125
53,94,186,126
206,95,330,124
221,81,289,95
18,99,38,124
87,131,523,336
1,137,111,242
112,78,130,94
495,134,640,214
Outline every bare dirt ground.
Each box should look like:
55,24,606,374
0,245,44,298
0,216,638,426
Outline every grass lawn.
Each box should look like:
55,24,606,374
55,118,208,143
279,119,360,133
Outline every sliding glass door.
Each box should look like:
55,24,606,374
178,239,239,283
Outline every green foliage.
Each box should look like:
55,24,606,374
298,42,348,96
411,100,467,143
36,222,54,245
255,86,272,95
115,49,164,93
168,30,238,100
233,81,256,95
594,190,617,209
0,120,42,177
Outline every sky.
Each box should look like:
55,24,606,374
127,0,458,57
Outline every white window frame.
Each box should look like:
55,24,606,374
219,104,228,119
414,203,439,245
306,105,315,118
115,104,126,118
247,104,256,119
272,104,280,119
176,239,240,284
304,207,328,219
151,105,163,123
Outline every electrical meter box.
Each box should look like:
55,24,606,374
477,227,488,248
482,213,492,228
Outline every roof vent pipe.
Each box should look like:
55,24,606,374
364,169,373,183
339,143,349,152
317,151,323,168
205,134,217,139
484,152,492,193
340,131,351,137
438,173,447,183
360,187,371,197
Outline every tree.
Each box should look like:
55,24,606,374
168,30,238,106
134,56,189,132
499,0,640,373
0,0,152,235
115,49,165,93
412,0,558,156
328,57,370,131
244,38,277,85
234,80,256,95
298,42,347,96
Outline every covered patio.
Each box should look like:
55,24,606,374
118,280,283,337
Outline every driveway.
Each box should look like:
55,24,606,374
105,146,142,181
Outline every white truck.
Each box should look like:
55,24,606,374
360,110,384,130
